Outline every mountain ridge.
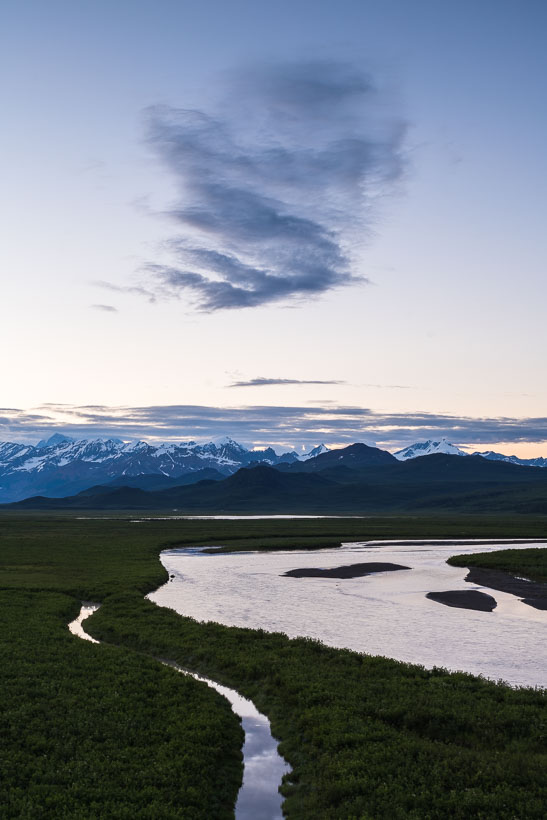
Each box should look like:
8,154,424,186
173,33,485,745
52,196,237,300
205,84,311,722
9,453,547,513
0,435,330,503
1,433,546,504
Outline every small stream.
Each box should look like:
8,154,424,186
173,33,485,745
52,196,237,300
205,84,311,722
68,604,290,820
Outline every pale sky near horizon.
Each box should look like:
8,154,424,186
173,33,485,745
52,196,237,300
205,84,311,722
2,0,547,454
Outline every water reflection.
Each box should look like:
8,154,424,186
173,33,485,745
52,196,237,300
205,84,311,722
235,713,288,819
164,664,289,820
130,514,355,522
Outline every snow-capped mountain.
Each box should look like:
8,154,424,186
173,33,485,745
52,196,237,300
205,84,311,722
0,435,321,502
473,450,547,469
392,439,547,467
36,433,74,449
393,438,468,461
3,432,543,504
300,443,330,461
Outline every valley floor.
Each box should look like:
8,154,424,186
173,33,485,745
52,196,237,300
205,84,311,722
0,513,545,818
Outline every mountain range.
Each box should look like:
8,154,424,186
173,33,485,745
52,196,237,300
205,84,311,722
0,434,328,503
5,439,547,514
0,433,545,506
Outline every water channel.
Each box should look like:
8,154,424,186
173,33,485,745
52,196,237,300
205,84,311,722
68,604,290,820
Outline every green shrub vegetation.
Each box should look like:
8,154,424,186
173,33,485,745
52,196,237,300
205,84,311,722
448,546,547,582
0,591,242,819
89,593,547,819
0,513,546,818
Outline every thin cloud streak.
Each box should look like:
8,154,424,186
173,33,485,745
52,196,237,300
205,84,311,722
91,280,157,303
91,304,118,313
361,383,410,389
228,377,345,388
2,404,547,452
131,61,406,311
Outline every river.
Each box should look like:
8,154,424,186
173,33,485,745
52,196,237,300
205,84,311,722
149,539,547,689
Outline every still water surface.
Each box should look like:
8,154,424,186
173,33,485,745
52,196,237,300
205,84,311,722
150,540,547,689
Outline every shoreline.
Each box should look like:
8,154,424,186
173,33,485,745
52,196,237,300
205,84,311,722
464,567,547,610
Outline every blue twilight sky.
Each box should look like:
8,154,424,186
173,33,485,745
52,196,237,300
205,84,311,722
2,0,547,453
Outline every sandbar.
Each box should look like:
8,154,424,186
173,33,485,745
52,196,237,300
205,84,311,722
426,590,497,612
282,562,410,579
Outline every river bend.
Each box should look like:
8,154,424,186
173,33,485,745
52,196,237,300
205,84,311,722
68,604,289,819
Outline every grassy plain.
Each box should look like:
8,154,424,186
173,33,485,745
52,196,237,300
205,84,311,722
0,512,546,818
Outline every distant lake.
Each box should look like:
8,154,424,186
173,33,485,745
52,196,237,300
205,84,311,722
150,540,547,689
130,515,359,521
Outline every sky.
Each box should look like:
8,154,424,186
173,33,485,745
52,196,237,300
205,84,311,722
2,0,547,454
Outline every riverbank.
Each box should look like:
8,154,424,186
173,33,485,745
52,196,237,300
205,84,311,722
448,547,547,609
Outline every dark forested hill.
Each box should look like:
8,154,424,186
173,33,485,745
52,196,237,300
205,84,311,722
8,455,547,513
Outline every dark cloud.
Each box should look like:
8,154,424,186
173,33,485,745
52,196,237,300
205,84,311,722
228,377,345,388
135,61,406,311
2,404,547,453
91,304,118,313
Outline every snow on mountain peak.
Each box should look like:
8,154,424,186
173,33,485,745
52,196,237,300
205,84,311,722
300,443,330,461
122,440,149,453
393,438,468,461
36,433,74,449
473,450,547,468
210,435,242,448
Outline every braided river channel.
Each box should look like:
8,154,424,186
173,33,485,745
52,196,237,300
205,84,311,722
149,539,547,690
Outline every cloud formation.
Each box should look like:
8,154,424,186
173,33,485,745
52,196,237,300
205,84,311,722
140,61,406,311
91,304,118,313
92,280,157,303
2,404,547,453
228,377,345,388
